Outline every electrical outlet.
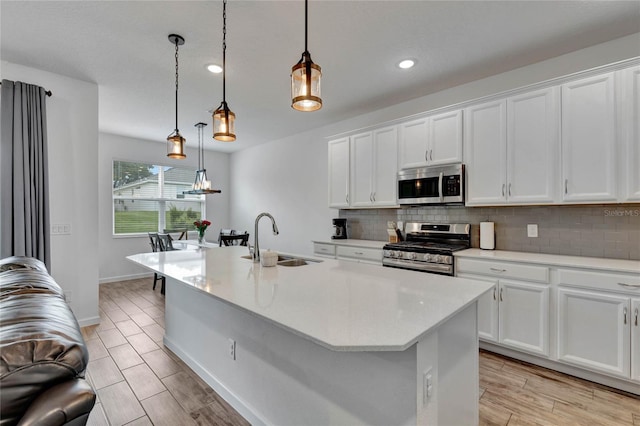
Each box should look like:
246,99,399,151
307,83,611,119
527,224,538,238
423,368,433,406
228,338,236,360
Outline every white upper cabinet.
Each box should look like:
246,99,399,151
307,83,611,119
561,72,617,202
465,88,559,206
328,137,350,208
621,65,640,202
428,110,463,166
350,132,374,207
350,127,399,208
507,87,560,204
371,126,399,206
398,110,463,170
464,100,507,205
398,116,429,169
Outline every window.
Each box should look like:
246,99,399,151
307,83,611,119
112,160,204,235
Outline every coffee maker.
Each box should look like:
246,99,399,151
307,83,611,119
332,218,348,239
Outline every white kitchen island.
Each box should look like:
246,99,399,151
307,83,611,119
127,246,493,426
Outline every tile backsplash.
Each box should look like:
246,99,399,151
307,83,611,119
339,204,640,260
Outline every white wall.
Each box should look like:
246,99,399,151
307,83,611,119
1,61,100,326
229,33,640,256
98,132,230,282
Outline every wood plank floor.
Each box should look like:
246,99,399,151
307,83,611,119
85,278,639,425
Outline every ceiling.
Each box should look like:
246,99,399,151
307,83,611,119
2,1,639,153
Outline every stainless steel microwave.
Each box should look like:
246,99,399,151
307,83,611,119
397,164,465,205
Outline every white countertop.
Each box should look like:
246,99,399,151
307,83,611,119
312,239,387,249
456,249,640,275
127,246,493,352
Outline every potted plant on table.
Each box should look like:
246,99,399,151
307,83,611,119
194,219,212,245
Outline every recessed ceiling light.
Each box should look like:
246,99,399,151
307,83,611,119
398,59,415,69
207,64,223,74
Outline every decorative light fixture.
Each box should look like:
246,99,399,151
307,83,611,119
291,0,322,112
167,34,187,159
183,122,221,195
212,0,236,142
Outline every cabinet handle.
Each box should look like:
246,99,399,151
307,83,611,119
501,184,505,197
354,251,364,255
425,149,429,162
564,179,568,194
635,308,638,327
618,282,640,288
369,193,373,202
372,192,376,202
493,287,497,300
508,183,512,197
499,288,503,302
430,150,433,161
623,307,627,325
490,267,506,273
346,194,349,203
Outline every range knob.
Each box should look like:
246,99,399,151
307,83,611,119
409,252,417,260
424,254,433,262
434,255,444,263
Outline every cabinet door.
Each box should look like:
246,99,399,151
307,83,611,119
372,126,399,206
458,274,498,342
561,72,617,202
464,100,507,205
621,66,640,202
498,280,549,356
328,138,350,208
507,87,559,204
428,109,463,166
632,298,640,382
557,288,630,378
350,132,374,207
398,117,428,170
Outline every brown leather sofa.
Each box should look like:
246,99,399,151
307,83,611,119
0,256,96,426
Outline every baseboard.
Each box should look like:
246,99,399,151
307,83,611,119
163,336,268,426
77,316,100,327
99,272,152,284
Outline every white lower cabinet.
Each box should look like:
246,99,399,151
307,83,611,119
633,298,640,381
313,242,383,265
557,287,630,377
457,273,549,356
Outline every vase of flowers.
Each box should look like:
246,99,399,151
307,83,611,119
194,219,212,245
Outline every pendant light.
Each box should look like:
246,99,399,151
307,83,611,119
212,0,236,142
167,34,187,159
183,122,221,195
291,0,322,112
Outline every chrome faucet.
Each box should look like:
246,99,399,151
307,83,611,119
252,212,279,262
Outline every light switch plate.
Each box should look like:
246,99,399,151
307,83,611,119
527,224,538,238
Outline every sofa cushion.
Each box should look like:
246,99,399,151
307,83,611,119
0,288,88,425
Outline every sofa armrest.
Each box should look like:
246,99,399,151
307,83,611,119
17,379,96,426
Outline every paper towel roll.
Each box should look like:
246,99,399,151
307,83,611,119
480,222,495,250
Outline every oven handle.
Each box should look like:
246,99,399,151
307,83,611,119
438,172,444,202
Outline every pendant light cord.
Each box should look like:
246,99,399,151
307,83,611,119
174,39,180,131
304,0,308,53
197,124,202,169
222,0,227,103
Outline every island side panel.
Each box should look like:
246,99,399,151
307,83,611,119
164,277,418,426
416,302,479,425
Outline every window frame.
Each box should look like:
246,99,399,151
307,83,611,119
112,159,205,237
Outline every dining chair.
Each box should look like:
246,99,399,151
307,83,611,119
219,233,250,247
157,233,176,252
147,232,165,294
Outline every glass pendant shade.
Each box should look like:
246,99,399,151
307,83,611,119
166,131,186,159
213,102,236,142
291,52,322,111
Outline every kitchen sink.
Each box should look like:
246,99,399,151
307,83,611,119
240,254,320,267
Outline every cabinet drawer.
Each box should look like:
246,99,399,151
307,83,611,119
336,246,382,263
456,258,549,283
313,243,336,257
558,269,640,294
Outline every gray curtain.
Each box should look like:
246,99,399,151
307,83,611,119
0,79,50,270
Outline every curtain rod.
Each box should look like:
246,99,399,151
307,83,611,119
0,81,52,97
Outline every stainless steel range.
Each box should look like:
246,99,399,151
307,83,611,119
382,222,471,275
